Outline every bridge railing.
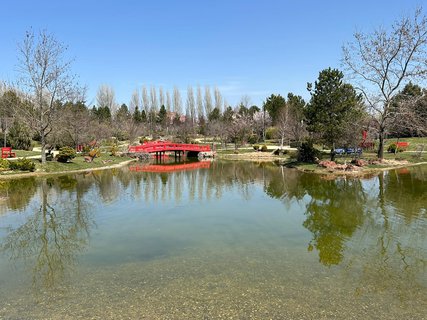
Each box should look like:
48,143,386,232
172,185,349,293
128,142,211,153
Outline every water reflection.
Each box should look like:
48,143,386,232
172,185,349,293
263,169,366,265
0,176,94,290
0,161,425,294
0,178,37,213
262,165,427,268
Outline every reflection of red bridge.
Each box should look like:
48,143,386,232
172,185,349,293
128,141,211,157
129,161,211,172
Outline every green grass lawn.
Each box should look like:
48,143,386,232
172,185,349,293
13,150,41,157
37,153,134,172
216,148,256,154
383,137,427,151
333,151,425,163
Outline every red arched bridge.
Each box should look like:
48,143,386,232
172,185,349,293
128,141,211,158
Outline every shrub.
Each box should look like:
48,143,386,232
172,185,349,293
287,150,298,159
260,145,268,152
8,158,35,172
297,141,321,163
290,141,302,148
88,148,101,159
387,143,404,153
273,149,288,155
114,130,130,141
56,147,76,163
140,137,149,144
110,144,119,156
0,159,10,171
247,134,258,144
265,127,278,140
82,145,91,154
253,144,259,151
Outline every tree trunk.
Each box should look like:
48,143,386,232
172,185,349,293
330,148,336,161
330,142,336,161
377,129,385,159
40,129,46,164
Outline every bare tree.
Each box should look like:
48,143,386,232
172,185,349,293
223,99,229,111
227,113,251,150
150,86,158,113
196,85,204,119
159,86,165,107
204,86,213,117
252,110,271,142
17,30,80,163
186,86,196,124
343,7,427,158
390,92,427,138
141,85,150,133
149,86,158,133
96,84,117,115
129,89,139,113
53,101,91,148
173,86,182,114
141,86,149,116
276,105,290,148
166,90,171,112
287,93,307,143
214,87,223,112
239,94,251,109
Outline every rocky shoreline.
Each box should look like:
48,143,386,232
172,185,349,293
217,151,427,176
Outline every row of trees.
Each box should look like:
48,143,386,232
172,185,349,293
1,7,426,162
95,83,228,131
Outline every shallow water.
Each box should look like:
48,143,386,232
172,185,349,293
0,161,426,319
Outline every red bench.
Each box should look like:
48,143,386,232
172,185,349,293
396,142,409,148
1,147,16,158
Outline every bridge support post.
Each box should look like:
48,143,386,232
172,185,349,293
174,151,182,160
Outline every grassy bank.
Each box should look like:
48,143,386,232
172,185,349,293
287,151,426,176
216,144,426,175
383,137,427,151
13,150,40,157
0,153,136,178
37,154,134,173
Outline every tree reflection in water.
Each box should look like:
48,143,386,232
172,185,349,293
263,163,427,296
352,168,427,296
121,160,425,272
0,162,425,296
264,168,366,265
0,178,37,213
0,175,94,290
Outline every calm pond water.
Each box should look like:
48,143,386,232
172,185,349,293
0,160,426,319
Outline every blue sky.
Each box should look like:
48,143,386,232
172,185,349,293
0,0,424,107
